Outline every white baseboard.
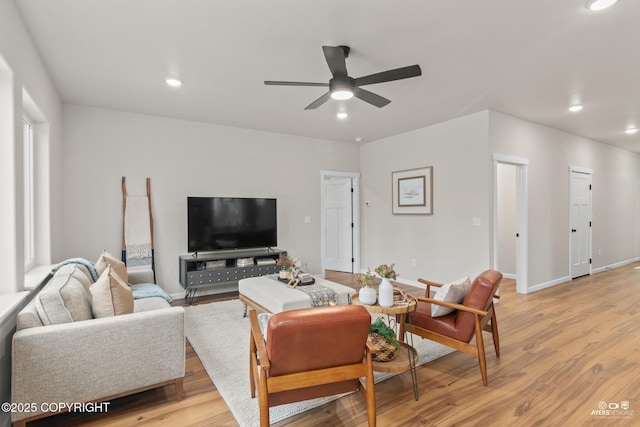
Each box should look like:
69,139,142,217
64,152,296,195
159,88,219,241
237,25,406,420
526,276,571,294
592,257,640,274
502,272,516,280
523,257,640,294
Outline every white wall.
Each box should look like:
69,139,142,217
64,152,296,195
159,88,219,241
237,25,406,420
61,105,360,295
489,111,640,289
0,1,62,425
360,111,492,284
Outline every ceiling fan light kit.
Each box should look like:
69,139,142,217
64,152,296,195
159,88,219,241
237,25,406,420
330,77,355,100
585,0,618,11
265,45,422,110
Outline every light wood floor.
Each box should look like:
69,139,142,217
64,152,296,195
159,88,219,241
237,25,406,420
29,265,640,426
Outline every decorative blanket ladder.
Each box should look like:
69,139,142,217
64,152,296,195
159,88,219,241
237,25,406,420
121,177,156,284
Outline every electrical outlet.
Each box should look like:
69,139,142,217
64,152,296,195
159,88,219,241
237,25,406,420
472,218,481,227
411,258,416,266
304,216,311,224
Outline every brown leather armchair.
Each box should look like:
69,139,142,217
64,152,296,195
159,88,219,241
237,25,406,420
406,269,502,386
249,305,377,426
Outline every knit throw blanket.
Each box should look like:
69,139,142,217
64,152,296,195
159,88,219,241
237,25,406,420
296,284,338,307
268,275,337,307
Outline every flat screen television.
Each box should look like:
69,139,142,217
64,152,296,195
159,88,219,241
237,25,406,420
187,197,277,252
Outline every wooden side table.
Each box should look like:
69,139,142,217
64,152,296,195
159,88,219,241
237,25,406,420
352,294,420,400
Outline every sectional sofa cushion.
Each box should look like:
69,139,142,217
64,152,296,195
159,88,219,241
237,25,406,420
95,250,128,284
34,264,94,326
90,266,134,318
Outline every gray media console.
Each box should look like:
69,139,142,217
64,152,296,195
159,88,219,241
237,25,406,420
179,248,286,303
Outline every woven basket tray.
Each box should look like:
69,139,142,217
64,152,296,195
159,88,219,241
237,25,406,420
368,333,398,362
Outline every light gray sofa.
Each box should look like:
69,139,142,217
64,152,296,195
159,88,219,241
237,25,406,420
11,262,185,426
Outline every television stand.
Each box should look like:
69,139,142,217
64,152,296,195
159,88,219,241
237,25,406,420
178,248,286,304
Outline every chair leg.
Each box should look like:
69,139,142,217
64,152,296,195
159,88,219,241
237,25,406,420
491,314,500,358
364,353,376,427
259,371,270,427
474,316,489,386
249,337,256,398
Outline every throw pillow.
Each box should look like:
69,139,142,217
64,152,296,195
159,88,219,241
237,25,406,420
90,265,134,318
431,276,471,317
95,250,128,284
35,264,93,325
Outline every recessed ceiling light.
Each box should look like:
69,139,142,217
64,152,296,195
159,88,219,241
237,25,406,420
569,104,584,112
355,137,363,142
625,127,638,135
585,0,618,11
336,112,348,120
165,77,182,87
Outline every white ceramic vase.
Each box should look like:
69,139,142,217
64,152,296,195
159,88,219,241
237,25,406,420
359,286,377,305
378,278,394,307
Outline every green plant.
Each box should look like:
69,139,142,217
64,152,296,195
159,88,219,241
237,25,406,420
276,253,294,271
375,263,397,279
356,270,375,287
369,318,400,349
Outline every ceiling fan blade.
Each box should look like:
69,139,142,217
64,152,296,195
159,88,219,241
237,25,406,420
354,64,422,87
322,46,348,77
264,81,329,87
354,87,391,108
304,92,332,110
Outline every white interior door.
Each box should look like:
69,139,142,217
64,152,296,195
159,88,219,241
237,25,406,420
322,177,354,272
570,169,592,279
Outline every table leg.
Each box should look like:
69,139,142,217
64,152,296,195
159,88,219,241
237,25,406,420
405,309,419,400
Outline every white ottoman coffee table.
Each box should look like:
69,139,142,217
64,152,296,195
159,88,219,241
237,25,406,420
238,275,355,316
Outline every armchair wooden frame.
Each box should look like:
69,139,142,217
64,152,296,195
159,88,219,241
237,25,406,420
249,309,377,427
407,278,501,386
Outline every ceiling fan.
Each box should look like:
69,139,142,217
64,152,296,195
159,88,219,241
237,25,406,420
264,45,422,110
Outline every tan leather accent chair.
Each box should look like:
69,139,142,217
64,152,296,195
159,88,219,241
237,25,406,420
249,305,377,426
406,269,502,386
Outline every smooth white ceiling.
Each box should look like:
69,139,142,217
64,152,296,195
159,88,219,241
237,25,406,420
15,0,640,151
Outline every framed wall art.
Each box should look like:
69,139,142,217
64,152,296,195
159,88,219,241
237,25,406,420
392,166,433,215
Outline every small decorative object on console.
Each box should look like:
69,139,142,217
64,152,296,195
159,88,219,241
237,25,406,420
206,260,226,269
236,257,254,267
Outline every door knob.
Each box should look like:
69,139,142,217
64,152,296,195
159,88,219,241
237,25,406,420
571,229,577,232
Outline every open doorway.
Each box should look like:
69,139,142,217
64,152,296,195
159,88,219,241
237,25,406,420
493,155,528,294
496,164,517,279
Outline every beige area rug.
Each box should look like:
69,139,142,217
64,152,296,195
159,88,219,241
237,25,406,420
185,299,453,427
